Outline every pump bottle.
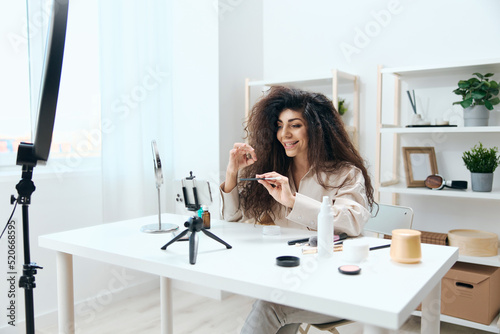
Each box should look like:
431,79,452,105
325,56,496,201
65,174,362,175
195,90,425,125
317,196,334,258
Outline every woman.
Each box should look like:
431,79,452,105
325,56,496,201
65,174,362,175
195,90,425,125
220,86,375,333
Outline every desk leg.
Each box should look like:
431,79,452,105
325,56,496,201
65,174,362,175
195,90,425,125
160,276,173,334
56,252,75,334
421,281,441,334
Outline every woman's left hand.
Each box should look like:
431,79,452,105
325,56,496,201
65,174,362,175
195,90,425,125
256,172,295,208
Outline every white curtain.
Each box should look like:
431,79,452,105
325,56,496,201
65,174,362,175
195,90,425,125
98,1,173,222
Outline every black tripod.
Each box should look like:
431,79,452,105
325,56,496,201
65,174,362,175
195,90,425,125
162,172,231,264
13,162,42,334
161,215,231,264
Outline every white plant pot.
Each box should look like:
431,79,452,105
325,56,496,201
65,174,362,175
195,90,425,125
470,172,494,192
464,105,490,127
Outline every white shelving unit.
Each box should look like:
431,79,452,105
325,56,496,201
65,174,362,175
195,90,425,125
376,59,500,333
380,125,500,134
412,310,500,333
375,59,500,198
378,184,500,200
245,69,360,147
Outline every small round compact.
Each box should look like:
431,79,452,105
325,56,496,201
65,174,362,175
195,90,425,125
338,265,361,275
276,256,300,267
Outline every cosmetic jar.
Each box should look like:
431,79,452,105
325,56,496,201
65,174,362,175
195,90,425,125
390,229,421,264
262,225,280,236
342,239,369,263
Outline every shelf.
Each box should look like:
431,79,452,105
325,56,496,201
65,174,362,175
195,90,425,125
247,75,332,87
247,71,356,88
459,251,500,268
378,183,500,200
381,58,500,79
412,311,500,333
380,126,500,134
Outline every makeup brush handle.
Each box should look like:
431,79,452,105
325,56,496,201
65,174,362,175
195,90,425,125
445,180,468,189
308,233,347,247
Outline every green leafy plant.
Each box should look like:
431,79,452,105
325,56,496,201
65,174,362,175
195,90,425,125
453,73,500,110
462,142,500,173
338,98,348,116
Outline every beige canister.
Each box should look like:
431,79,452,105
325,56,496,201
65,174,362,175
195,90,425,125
448,229,498,257
390,229,422,264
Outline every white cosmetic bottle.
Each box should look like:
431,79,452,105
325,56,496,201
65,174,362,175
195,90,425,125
317,196,334,258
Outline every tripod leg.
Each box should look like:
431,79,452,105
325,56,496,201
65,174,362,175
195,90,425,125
161,229,189,250
189,232,199,265
201,229,232,249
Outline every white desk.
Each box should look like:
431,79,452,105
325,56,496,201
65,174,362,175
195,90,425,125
39,213,458,334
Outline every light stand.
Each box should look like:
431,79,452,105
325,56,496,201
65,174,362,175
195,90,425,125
141,140,178,233
14,0,68,332
160,172,231,264
13,143,43,334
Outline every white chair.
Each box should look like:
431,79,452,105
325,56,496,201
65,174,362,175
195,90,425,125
363,203,414,238
299,204,414,334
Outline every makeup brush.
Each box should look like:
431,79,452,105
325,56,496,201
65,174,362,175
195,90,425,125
288,233,348,246
407,90,417,114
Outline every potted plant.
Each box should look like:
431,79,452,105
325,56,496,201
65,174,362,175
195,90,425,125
462,142,500,192
453,73,500,126
338,98,348,116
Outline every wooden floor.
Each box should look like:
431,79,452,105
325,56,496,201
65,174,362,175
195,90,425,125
37,287,491,334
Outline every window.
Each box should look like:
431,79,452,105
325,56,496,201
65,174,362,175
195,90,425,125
0,0,101,172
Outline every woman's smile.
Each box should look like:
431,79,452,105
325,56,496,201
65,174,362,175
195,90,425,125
283,141,299,149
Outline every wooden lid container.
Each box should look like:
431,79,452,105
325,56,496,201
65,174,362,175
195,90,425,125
448,229,498,257
390,229,422,264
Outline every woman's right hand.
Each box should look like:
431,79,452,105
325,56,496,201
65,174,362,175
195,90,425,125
227,143,257,175
223,143,257,193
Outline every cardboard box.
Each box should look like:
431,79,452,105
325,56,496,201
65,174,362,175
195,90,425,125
441,262,500,325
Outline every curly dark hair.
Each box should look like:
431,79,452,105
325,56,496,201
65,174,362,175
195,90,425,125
239,85,375,222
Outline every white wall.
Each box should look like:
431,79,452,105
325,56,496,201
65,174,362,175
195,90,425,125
219,0,264,188
258,0,500,235
171,0,221,218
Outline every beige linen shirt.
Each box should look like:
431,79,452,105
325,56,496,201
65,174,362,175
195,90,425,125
220,166,371,236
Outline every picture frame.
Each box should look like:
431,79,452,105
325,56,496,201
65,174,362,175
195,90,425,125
402,147,438,187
